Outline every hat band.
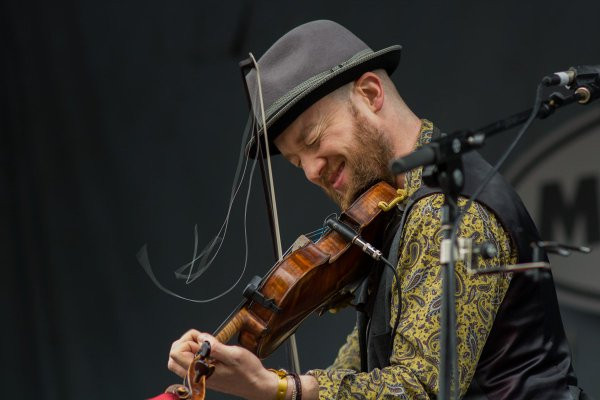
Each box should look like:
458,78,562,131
255,46,400,134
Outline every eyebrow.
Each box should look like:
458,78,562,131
280,118,325,160
301,115,331,146
296,123,316,145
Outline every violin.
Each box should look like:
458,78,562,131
162,181,400,400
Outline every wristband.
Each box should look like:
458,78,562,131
269,369,288,400
290,376,297,400
289,372,302,400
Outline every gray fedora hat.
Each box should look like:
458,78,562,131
244,19,402,157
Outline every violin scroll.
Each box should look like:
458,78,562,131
185,341,214,400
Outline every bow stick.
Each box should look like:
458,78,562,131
247,53,301,374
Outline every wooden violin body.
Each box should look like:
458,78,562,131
176,182,398,399
225,181,397,357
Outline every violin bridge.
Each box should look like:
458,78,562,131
290,234,312,252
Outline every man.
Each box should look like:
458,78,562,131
167,20,581,399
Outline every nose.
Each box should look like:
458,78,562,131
302,156,327,185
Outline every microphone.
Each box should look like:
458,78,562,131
390,146,436,175
542,69,576,87
542,65,600,87
325,217,384,261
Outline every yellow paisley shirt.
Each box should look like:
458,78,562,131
306,120,516,399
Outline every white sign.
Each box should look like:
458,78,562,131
506,107,600,314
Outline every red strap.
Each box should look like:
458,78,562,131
146,393,178,400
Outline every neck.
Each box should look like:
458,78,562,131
387,111,422,188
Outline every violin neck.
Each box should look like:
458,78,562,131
214,307,249,344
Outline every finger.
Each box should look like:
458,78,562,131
170,329,202,353
169,352,194,371
177,339,201,354
167,357,189,379
194,332,217,348
195,333,245,367
170,339,200,359
194,333,230,361
178,329,203,343
169,340,200,368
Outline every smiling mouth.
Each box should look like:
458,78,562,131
330,162,345,190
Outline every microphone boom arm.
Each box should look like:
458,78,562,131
391,86,596,175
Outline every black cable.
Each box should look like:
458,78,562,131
381,257,404,346
449,81,545,246
324,216,403,347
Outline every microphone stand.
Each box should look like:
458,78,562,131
424,157,462,400
390,83,598,400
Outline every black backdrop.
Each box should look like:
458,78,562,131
3,1,600,399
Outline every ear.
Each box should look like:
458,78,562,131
352,72,384,113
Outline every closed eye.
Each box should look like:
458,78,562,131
305,128,323,148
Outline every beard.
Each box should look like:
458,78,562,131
321,105,396,210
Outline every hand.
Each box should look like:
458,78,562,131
167,329,200,378
168,329,278,400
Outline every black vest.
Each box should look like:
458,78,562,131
356,148,580,399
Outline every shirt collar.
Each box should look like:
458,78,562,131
404,119,435,198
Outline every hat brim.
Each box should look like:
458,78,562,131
246,45,402,158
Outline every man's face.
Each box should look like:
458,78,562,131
274,95,395,209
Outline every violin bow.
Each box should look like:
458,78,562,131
246,52,301,374
177,54,302,400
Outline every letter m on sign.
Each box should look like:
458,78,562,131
539,175,600,244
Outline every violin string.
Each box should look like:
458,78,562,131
137,144,257,303
249,53,301,374
175,110,258,282
172,81,264,284
170,122,252,282
137,100,261,302
279,213,337,259
306,227,328,240
248,52,285,260
280,225,333,257
176,128,253,283
186,224,201,282
178,81,263,282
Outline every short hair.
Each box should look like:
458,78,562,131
328,69,407,109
